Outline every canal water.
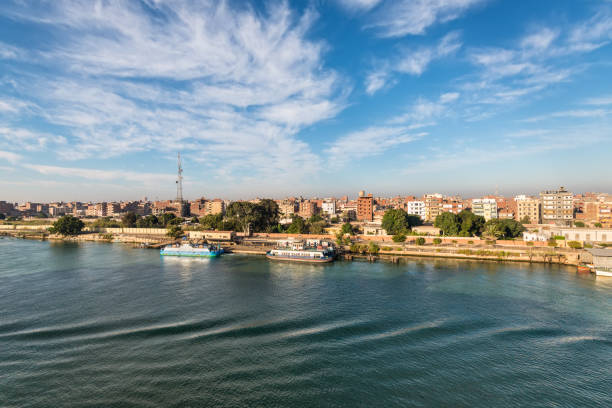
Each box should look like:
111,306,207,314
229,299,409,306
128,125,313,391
1,238,611,407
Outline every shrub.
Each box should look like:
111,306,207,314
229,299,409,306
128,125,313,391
547,238,557,247
467,240,474,245
594,222,602,228
574,221,585,228
415,237,425,246
392,233,407,243
451,240,457,244
381,246,393,251
485,239,496,245
584,243,593,248
567,241,582,249
166,225,183,239
526,241,534,246
433,238,442,245
368,242,380,254
552,235,565,240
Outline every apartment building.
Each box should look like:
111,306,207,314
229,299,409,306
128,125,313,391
204,199,224,215
424,194,443,221
0,201,15,215
299,200,317,219
540,187,573,225
471,198,498,221
406,200,426,220
515,195,541,224
357,193,373,222
321,200,336,216
279,199,298,217
86,203,107,217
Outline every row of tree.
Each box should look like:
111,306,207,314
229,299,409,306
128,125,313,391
434,210,524,239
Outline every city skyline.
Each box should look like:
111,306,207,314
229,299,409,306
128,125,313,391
1,0,612,201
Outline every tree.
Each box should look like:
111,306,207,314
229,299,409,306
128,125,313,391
567,241,582,249
309,220,328,234
136,215,159,228
382,209,421,235
433,238,442,245
91,217,121,228
434,212,460,236
368,241,380,255
225,200,279,233
286,216,308,234
191,216,199,224
595,222,603,228
341,222,354,235
330,216,340,224
520,216,531,224
121,212,139,228
159,212,177,227
415,237,425,246
49,215,84,236
574,221,585,228
483,219,525,239
199,213,224,230
167,225,183,239
0,213,5,220
458,210,485,237
258,199,280,232
392,233,407,243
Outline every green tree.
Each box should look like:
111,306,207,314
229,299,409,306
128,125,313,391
483,219,525,239
382,209,421,235
567,241,582,249
191,216,199,224
49,215,85,236
258,199,280,232
309,220,328,234
433,238,442,244
91,217,121,228
594,222,603,228
392,233,407,243
0,213,5,220
368,241,380,254
121,212,139,228
574,221,585,228
341,222,354,235
415,237,425,246
434,212,460,236
136,215,159,228
166,225,183,239
520,215,531,224
159,212,177,227
199,213,224,230
458,210,485,237
225,201,278,233
309,214,324,223
286,216,308,234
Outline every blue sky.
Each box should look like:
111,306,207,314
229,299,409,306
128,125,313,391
1,0,611,202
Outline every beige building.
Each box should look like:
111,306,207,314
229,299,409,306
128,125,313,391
515,196,541,224
471,198,497,221
540,187,573,225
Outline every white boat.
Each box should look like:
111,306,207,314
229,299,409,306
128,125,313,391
160,242,223,257
266,238,335,263
594,268,612,277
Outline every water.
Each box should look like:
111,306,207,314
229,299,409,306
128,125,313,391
1,238,611,407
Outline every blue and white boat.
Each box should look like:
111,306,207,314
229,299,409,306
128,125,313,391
160,242,223,257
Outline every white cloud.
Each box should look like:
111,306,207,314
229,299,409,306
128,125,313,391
388,92,459,124
328,126,425,164
0,1,347,182
336,0,382,12
0,150,21,164
24,164,176,184
365,31,462,94
439,92,460,103
366,0,485,38
584,95,612,105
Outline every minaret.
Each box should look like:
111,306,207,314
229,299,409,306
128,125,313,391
176,152,183,203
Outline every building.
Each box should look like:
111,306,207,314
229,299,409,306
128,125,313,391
0,201,15,215
299,200,317,219
424,194,443,221
515,196,541,224
357,193,373,222
204,199,224,215
321,200,336,216
86,203,107,217
279,199,298,217
471,198,497,221
540,187,573,225
105,202,121,216
406,200,426,220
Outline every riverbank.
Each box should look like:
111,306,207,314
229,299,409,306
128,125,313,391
1,228,588,266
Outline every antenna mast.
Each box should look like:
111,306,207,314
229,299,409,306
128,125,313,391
176,152,183,203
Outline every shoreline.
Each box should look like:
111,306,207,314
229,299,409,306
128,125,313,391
1,231,584,267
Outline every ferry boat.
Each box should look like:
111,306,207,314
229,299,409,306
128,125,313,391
160,242,223,257
266,239,335,263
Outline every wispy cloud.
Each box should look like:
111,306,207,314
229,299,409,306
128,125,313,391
0,150,22,164
366,31,462,94
24,164,176,184
0,0,346,181
365,0,485,38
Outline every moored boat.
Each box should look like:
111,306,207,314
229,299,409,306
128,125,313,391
577,264,593,274
160,242,223,257
594,267,612,277
266,238,335,263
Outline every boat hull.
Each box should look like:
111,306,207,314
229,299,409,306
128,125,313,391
161,252,222,257
266,254,334,263
595,269,612,277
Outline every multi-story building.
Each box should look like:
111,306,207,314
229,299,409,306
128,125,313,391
515,195,541,224
321,200,336,216
86,203,107,217
406,200,426,220
204,199,224,215
279,199,298,217
299,200,317,219
357,193,373,222
424,194,443,221
471,198,498,221
105,202,120,216
0,201,15,215
540,187,573,225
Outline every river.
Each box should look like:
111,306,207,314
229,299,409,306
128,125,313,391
1,238,611,407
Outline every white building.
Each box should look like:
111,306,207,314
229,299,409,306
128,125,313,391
471,198,498,221
322,201,336,216
406,200,426,220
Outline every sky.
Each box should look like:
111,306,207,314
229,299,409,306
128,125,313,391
1,0,612,202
